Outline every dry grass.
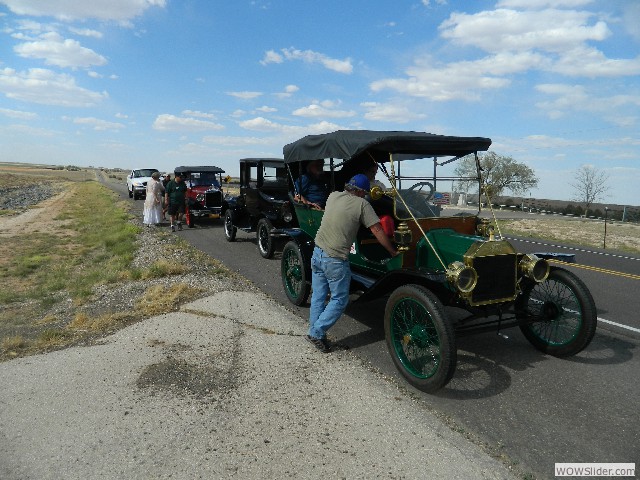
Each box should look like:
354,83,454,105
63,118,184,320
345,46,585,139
499,217,640,254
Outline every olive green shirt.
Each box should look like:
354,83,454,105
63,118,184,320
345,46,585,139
165,180,187,205
315,191,380,260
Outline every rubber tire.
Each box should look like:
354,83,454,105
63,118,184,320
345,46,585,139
224,210,236,242
257,218,275,259
517,268,597,357
281,240,310,306
128,187,133,198
384,284,456,393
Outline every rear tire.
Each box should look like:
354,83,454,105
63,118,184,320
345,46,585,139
224,210,237,242
384,285,456,393
517,268,597,357
257,218,275,258
281,241,310,306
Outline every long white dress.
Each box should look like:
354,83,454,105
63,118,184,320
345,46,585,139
143,178,163,225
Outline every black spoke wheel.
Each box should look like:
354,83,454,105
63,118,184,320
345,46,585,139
257,218,275,258
384,285,456,393
224,210,236,242
517,268,597,357
281,240,310,306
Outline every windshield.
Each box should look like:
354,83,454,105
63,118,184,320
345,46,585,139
189,172,220,187
135,169,158,177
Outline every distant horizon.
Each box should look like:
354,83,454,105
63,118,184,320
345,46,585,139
3,159,637,211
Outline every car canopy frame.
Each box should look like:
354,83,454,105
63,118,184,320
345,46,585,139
283,130,492,164
174,165,225,175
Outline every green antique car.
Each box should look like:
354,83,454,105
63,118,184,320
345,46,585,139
280,130,597,393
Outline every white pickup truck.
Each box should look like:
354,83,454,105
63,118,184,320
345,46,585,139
126,168,159,200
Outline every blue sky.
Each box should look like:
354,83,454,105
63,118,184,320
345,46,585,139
0,0,639,206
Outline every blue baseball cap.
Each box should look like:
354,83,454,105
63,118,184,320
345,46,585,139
347,174,370,191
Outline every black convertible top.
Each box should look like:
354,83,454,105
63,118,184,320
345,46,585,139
283,130,491,164
174,165,225,174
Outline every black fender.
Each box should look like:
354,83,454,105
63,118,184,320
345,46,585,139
533,252,576,263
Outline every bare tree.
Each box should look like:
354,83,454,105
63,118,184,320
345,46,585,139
454,152,538,199
570,165,609,213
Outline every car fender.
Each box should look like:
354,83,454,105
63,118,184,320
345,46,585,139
285,230,315,283
353,268,451,304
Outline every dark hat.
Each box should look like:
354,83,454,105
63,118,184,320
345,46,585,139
347,174,370,192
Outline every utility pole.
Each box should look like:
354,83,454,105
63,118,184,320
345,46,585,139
603,207,609,249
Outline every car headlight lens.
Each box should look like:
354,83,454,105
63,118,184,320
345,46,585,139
196,194,204,202
519,254,549,282
446,261,478,294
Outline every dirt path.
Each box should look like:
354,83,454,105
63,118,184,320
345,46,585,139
0,187,74,238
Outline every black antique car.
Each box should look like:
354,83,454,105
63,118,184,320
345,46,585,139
174,165,226,228
223,158,297,258
280,130,597,392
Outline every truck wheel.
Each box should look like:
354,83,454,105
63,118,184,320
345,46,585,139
224,210,236,242
281,241,310,306
517,268,597,357
257,218,275,258
384,285,456,393
128,187,133,198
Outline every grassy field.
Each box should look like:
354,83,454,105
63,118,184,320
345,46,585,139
499,217,640,254
0,164,233,361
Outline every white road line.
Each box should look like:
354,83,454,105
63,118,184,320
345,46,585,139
504,237,640,262
598,317,640,334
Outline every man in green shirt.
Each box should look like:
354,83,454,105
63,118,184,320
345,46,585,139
307,174,399,353
164,172,188,231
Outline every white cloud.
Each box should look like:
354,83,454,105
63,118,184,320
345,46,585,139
551,46,640,77
14,32,107,69
255,105,277,113
68,27,103,38
361,102,426,123
274,84,299,98
182,110,216,119
370,56,511,101
238,116,340,136
0,107,38,119
292,101,355,118
439,8,610,54
262,47,353,74
535,83,640,123
497,0,594,8
115,113,128,119
1,0,167,22
201,135,275,147
0,67,107,106
260,50,283,65
70,116,125,131
227,91,263,100
152,114,224,132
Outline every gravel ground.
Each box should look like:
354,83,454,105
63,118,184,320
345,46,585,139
0,183,56,212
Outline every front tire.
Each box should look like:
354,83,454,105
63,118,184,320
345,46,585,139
257,218,275,258
281,241,310,306
128,187,133,198
517,268,597,357
224,210,236,242
384,285,456,393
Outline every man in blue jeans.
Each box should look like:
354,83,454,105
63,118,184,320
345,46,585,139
307,174,399,353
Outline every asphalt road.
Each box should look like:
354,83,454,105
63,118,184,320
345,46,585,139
114,180,639,480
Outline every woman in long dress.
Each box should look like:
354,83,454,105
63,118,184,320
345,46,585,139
143,172,163,226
